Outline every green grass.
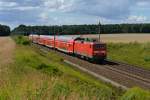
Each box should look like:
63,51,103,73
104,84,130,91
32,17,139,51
0,37,119,99
12,35,31,45
121,87,150,100
108,42,150,70
1,36,150,100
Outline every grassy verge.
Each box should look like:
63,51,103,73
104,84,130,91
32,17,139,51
121,87,150,100
0,36,149,100
108,42,150,70
0,36,121,99
12,35,30,45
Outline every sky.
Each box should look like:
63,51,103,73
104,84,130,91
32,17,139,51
0,0,150,29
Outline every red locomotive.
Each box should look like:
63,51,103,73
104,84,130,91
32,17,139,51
29,34,107,61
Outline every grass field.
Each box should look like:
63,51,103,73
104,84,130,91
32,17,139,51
83,34,150,70
108,42,150,70
0,37,120,99
0,36,150,100
83,34,150,43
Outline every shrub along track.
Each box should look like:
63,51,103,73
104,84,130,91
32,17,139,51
32,43,150,90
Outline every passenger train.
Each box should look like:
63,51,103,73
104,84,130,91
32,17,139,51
29,34,107,61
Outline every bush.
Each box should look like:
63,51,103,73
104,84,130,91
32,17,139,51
37,63,49,70
37,63,63,76
14,36,30,45
144,57,150,62
121,87,150,100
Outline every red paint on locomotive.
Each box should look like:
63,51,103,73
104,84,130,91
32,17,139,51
74,38,106,60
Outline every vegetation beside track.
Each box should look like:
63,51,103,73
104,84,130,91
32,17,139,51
12,35,30,45
0,36,150,99
0,36,121,99
121,87,150,100
108,42,150,70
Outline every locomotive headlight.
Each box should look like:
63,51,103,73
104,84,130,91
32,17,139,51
94,51,99,54
100,50,106,55
100,51,106,54
94,51,106,55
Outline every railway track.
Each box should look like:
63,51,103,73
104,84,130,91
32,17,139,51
105,60,150,83
32,43,150,90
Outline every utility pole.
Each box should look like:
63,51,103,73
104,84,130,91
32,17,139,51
98,20,101,42
54,26,56,50
61,25,63,34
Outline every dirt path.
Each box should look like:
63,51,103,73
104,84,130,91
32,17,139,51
0,37,15,67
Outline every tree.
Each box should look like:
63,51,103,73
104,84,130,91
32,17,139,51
0,24,10,36
11,23,150,36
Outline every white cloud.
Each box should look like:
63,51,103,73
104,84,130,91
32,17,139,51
12,6,39,11
0,1,39,11
40,0,134,19
42,0,74,12
127,15,147,22
1,0,150,27
136,1,149,6
0,1,18,7
39,0,74,23
39,12,49,21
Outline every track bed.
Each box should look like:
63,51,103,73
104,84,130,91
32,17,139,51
33,43,150,90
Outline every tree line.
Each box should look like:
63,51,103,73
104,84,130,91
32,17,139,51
1,23,150,36
11,24,150,36
0,24,10,36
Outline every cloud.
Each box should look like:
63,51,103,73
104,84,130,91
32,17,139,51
12,6,39,11
127,15,147,22
71,0,132,19
0,0,150,28
39,0,130,24
0,1,18,7
39,0,75,23
0,1,39,11
42,0,74,12
39,12,49,21
40,0,139,20
136,0,150,6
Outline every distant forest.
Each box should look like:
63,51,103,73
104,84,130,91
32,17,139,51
1,23,150,36
0,24,10,36
11,24,150,36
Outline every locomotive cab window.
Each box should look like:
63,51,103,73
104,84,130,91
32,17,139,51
94,44,106,49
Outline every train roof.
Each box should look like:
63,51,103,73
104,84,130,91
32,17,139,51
30,34,106,44
39,35,54,39
56,35,80,41
29,34,39,37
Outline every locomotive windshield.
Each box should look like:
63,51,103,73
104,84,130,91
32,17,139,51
93,44,106,50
